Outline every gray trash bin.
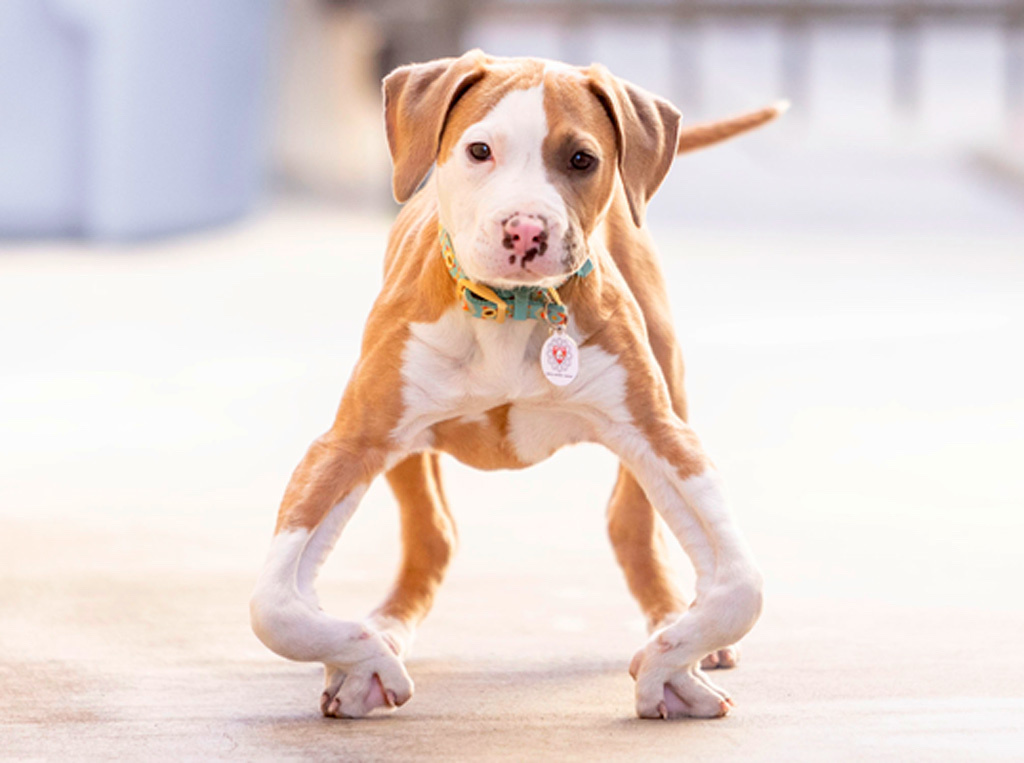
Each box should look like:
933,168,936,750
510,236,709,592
0,0,276,239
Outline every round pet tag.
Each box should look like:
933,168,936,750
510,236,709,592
540,330,579,386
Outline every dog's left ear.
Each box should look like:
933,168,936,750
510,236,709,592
587,66,681,227
383,50,488,204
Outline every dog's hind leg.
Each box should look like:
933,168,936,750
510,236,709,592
368,452,457,657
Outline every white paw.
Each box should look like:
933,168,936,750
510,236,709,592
630,640,733,719
365,614,415,660
319,625,414,719
700,645,739,670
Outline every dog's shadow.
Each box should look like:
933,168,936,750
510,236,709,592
242,658,724,739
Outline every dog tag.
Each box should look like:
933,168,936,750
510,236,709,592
540,330,579,386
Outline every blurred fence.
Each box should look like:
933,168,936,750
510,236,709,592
278,0,1024,205
367,0,1024,127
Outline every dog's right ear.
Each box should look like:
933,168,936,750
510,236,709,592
383,49,488,204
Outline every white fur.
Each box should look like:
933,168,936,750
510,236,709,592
250,512,414,715
506,404,591,463
295,487,367,603
435,84,572,289
618,448,761,630
393,308,633,460
251,487,397,662
250,527,366,663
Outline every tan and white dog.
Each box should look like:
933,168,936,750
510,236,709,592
251,50,784,721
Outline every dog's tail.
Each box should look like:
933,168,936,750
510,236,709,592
676,100,789,155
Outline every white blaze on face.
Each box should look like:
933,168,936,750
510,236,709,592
434,84,571,289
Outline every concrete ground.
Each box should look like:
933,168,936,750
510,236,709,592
2,176,1024,759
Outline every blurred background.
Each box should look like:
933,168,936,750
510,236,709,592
3,0,1024,236
2,1,1023,759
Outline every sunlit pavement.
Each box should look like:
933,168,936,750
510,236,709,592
2,180,1023,759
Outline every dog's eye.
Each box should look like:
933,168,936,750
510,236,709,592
467,142,492,162
569,151,595,171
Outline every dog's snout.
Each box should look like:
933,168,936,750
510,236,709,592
501,215,548,266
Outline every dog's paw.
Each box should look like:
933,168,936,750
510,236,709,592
319,626,413,719
700,645,739,670
630,642,733,719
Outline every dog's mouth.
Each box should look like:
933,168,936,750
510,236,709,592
475,246,590,290
480,268,572,291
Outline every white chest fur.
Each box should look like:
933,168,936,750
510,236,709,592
392,308,632,459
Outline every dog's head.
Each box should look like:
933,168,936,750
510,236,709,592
383,50,681,289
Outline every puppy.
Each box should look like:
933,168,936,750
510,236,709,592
251,50,784,720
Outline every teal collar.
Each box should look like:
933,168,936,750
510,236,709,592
439,225,593,327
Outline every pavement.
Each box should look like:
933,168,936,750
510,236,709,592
2,170,1024,760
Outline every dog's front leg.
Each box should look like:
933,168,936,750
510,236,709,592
599,414,763,719
250,422,414,719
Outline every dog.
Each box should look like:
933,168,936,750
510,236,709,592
251,50,784,720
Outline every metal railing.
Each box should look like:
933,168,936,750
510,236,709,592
368,0,1024,125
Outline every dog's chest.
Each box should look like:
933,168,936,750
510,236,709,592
399,309,554,418
394,308,631,465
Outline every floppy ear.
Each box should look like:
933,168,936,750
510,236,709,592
587,65,682,227
383,49,488,203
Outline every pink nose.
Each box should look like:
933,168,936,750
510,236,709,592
502,215,548,266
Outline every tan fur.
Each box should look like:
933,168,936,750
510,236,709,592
541,73,621,243
271,52,779,668
436,58,545,166
384,50,488,202
586,64,682,227
676,102,788,155
373,453,457,625
432,406,528,471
